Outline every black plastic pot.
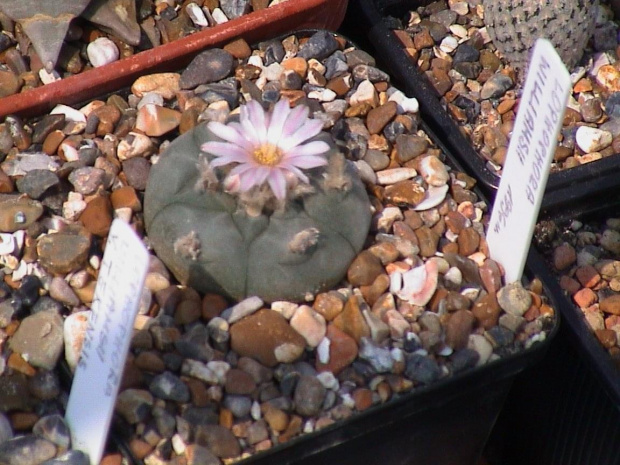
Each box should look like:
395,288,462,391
344,0,620,218
55,25,560,465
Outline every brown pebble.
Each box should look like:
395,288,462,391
79,195,113,237
352,388,373,411
457,227,480,256
347,250,384,287
366,101,397,135
316,324,358,375
384,180,426,206
559,275,581,294
110,186,142,212
100,453,123,465
574,265,601,288
573,288,598,308
129,438,153,460
553,243,576,270
223,38,251,59
445,309,476,350
595,329,618,348
225,368,257,395
7,352,36,376
313,291,344,321
472,293,501,329
333,296,371,344
133,351,166,373
230,309,306,367
10,412,39,431
202,293,228,320
600,295,620,315
414,226,440,257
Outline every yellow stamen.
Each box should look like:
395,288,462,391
252,144,283,166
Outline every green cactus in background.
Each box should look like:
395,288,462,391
484,0,598,70
144,99,372,303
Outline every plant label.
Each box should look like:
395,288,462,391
65,219,148,465
487,38,571,283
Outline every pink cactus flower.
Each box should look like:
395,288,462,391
201,99,330,200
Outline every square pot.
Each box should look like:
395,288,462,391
0,28,558,465
346,0,620,217
0,0,348,119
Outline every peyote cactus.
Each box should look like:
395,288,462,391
144,99,372,303
483,0,598,70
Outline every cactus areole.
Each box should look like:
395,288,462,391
144,99,372,302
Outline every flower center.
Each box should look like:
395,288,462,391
252,144,283,167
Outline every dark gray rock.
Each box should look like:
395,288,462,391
297,30,339,61
149,371,190,403
180,48,234,89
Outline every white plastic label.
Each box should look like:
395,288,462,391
487,38,571,283
65,219,149,465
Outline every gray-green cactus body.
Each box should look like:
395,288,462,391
144,123,371,303
484,0,598,70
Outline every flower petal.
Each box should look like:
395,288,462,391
267,169,287,199
245,100,268,144
285,141,330,160
282,105,309,137
208,122,254,151
278,164,309,184
278,119,324,151
266,99,291,145
201,141,251,162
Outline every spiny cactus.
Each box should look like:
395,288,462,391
144,100,372,303
483,0,598,70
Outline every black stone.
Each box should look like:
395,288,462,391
297,30,339,61
32,114,66,144
16,169,60,200
179,48,234,89
452,43,480,64
450,348,480,373
15,275,42,307
404,353,442,384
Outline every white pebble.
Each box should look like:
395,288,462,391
389,271,402,294
414,184,449,211
468,334,493,366
137,92,164,110
0,255,17,271
261,63,284,81
224,296,263,323
247,55,263,68
171,434,187,456
38,68,61,85
271,301,298,319
206,361,231,384
181,359,219,384
0,234,15,255
575,126,613,153
51,104,86,123
449,24,468,39
186,2,209,27
376,167,417,185
439,36,458,53
317,337,331,364
11,260,28,279
64,311,91,371
87,37,119,67
316,371,339,390
251,401,261,420
349,79,378,107
211,8,229,23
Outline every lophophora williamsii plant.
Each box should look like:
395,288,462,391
483,0,597,70
144,98,372,303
